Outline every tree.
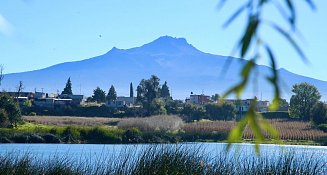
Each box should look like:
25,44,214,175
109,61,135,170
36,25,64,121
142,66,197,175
205,102,236,121
136,75,161,113
165,100,183,115
16,81,24,99
107,85,117,101
310,102,327,125
0,94,21,127
211,94,220,102
160,81,171,99
92,87,106,103
181,103,205,122
0,65,4,87
130,82,134,98
290,83,321,120
62,77,73,95
149,98,167,115
0,109,8,127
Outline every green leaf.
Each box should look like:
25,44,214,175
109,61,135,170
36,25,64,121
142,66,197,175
226,116,248,150
223,2,249,28
240,17,259,57
305,0,316,10
270,23,308,63
285,0,296,27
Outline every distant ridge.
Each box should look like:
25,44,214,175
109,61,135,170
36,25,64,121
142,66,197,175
2,36,327,100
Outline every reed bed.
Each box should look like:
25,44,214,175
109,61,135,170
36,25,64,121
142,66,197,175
117,115,184,132
0,145,325,175
183,119,327,141
23,116,121,126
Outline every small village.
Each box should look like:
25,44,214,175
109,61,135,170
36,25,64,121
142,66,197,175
0,89,289,115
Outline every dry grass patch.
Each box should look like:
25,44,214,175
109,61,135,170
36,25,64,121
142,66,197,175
183,119,327,141
23,116,121,127
117,115,184,132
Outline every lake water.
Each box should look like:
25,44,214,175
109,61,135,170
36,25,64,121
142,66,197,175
1,143,327,161
1,143,327,173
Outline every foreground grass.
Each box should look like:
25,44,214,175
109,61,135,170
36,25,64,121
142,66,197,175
0,145,326,175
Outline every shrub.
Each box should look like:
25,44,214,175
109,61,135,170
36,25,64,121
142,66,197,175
62,126,81,140
42,133,61,143
85,127,122,143
29,134,45,143
261,111,290,119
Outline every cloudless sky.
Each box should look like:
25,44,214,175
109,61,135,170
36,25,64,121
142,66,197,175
0,0,326,81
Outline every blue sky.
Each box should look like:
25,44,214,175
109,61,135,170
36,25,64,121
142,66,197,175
0,0,326,81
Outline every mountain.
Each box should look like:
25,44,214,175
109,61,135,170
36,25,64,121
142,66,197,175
2,36,327,100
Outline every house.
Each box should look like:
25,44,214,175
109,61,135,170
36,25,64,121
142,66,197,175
14,97,29,107
33,98,55,108
225,99,270,113
0,91,35,99
188,94,211,105
54,99,73,108
117,97,136,107
60,94,84,105
106,97,136,108
107,100,126,108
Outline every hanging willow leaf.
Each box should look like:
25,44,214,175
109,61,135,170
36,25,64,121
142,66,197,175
222,59,256,99
285,0,296,27
264,45,280,111
305,0,316,10
240,16,259,57
223,2,250,28
227,100,281,155
269,22,308,63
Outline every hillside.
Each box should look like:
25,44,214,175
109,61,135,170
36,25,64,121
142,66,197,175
2,36,327,100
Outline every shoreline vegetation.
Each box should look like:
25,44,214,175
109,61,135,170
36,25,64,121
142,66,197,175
0,145,326,175
0,115,326,145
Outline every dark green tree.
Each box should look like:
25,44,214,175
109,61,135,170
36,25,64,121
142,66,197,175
211,94,220,102
107,85,117,101
165,100,183,115
61,77,73,95
310,101,327,125
181,103,205,122
92,87,106,103
0,94,21,127
136,75,161,113
0,65,4,87
160,81,171,99
0,109,8,127
130,82,134,97
290,83,321,120
149,98,167,115
205,102,236,121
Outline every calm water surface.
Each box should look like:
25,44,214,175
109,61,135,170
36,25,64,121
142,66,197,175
1,143,326,162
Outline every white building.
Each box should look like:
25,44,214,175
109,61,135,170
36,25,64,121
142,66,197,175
225,99,269,113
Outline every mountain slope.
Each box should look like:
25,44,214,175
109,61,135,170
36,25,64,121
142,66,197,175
2,36,327,100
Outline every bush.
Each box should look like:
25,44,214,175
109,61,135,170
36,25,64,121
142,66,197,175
122,128,143,143
29,134,45,143
29,112,37,116
42,133,61,143
318,124,327,132
310,102,327,125
205,102,236,120
63,126,81,140
85,127,122,143
261,112,290,119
